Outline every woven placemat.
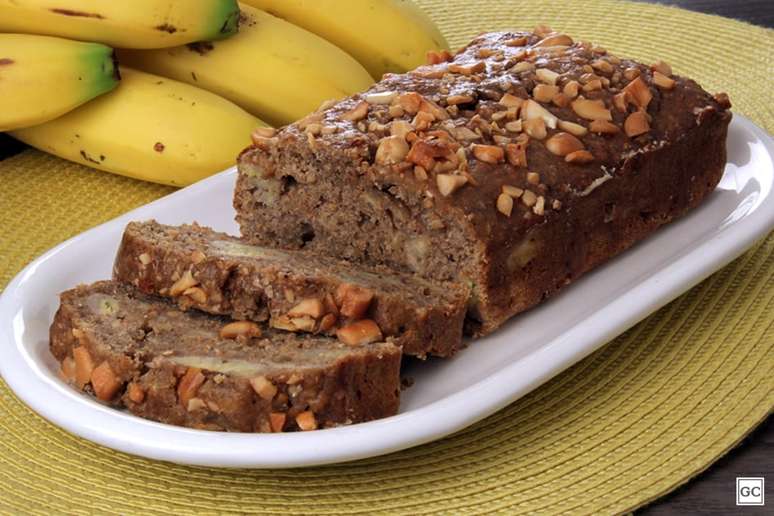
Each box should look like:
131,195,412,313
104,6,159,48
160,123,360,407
1,0,772,513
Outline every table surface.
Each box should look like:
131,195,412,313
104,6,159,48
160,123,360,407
1,1,772,513
637,0,773,28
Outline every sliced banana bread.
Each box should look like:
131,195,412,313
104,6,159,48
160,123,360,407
51,281,401,432
113,220,467,358
234,28,731,335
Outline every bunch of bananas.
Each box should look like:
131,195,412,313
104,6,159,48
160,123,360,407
0,0,447,186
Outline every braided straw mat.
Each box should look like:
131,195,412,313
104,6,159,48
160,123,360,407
1,0,772,513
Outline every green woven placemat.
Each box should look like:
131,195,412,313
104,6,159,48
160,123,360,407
1,0,773,513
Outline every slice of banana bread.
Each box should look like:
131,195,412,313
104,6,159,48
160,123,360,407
50,281,401,432
234,28,732,335
113,220,467,358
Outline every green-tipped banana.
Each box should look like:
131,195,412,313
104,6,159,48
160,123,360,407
11,68,264,187
0,34,118,132
118,4,374,126
0,0,240,49
241,0,448,79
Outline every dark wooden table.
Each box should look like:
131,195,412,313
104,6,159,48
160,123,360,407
637,0,773,28
1,1,771,513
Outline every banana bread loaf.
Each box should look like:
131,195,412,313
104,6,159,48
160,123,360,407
234,28,732,334
51,281,401,432
113,220,467,358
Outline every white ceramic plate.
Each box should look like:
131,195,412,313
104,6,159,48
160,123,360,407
1,115,772,468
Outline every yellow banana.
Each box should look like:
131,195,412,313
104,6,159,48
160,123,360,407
240,0,448,79
118,4,373,127
11,68,263,187
0,34,118,131
0,0,239,49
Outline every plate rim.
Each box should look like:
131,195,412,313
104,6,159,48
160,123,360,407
1,114,772,468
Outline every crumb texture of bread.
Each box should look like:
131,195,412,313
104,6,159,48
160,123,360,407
235,29,732,334
50,281,401,432
113,220,467,357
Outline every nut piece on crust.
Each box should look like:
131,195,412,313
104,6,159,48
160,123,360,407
170,270,198,296
375,135,410,165
532,84,559,103
651,60,672,76
295,411,318,431
472,144,505,164
336,320,383,345
220,321,262,339
521,189,537,207
521,99,558,128
504,120,523,132
365,91,398,105
177,367,205,408
127,382,145,403
558,120,588,137
288,298,325,319
318,313,337,333
91,361,122,401
623,77,652,109
426,49,453,65
565,150,595,164
499,92,523,109
653,71,675,90
252,127,277,139
571,98,612,121
496,193,514,217
624,110,650,137
60,356,76,383
502,185,524,198
187,397,207,412
523,118,547,140
613,92,629,112
335,283,375,320
342,101,369,122
72,346,95,389
436,174,468,196
545,132,584,156
534,33,573,47
271,315,315,332
269,412,286,432
396,92,422,114
183,286,207,304
589,120,620,135
250,375,278,401
390,120,413,139
505,140,528,167
535,68,560,85
563,80,580,99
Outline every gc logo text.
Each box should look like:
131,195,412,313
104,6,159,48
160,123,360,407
736,477,764,506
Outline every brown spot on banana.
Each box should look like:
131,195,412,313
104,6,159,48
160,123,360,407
109,50,121,81
0,58,14,66
79,150,101,164
155,24,177,34
186,43,214,56
49,8,105,19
